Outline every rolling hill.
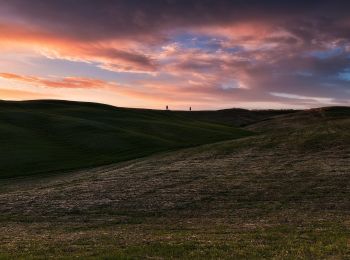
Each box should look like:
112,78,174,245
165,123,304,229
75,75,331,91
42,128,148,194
0,105,349,258
0,100,259,178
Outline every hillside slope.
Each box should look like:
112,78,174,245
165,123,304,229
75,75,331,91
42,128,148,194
0,100,253,178
176,108,296,126
0,106,349,258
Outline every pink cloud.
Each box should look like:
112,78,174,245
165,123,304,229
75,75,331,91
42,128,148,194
0,73,110,89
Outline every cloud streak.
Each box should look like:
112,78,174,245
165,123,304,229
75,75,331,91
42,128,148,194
0,73,110,89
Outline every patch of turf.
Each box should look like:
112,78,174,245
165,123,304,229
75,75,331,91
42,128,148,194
0,100,254,178
0,222,348,259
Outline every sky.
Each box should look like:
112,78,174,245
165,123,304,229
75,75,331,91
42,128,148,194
0,0,349,110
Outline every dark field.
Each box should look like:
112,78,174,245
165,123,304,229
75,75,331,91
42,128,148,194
0,100,256,178
0,101,349,259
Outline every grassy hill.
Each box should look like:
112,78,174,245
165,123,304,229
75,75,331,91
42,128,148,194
0,105,349,258
0,100,255,178
176,107,296,126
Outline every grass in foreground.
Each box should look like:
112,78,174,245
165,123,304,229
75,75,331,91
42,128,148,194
0,220,348,259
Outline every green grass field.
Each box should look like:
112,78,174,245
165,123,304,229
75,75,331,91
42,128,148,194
0,101,349,259
0,100,257,178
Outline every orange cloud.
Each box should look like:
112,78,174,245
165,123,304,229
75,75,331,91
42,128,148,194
0,72,227,105
0,22,157,73
0,88,53,100
0,73,109,89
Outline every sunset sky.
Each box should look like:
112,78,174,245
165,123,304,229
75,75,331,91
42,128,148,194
0,0,349,110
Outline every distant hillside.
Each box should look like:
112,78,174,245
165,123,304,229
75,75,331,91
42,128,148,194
176,108,296,126
0,100,254,178
247,106,350,131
